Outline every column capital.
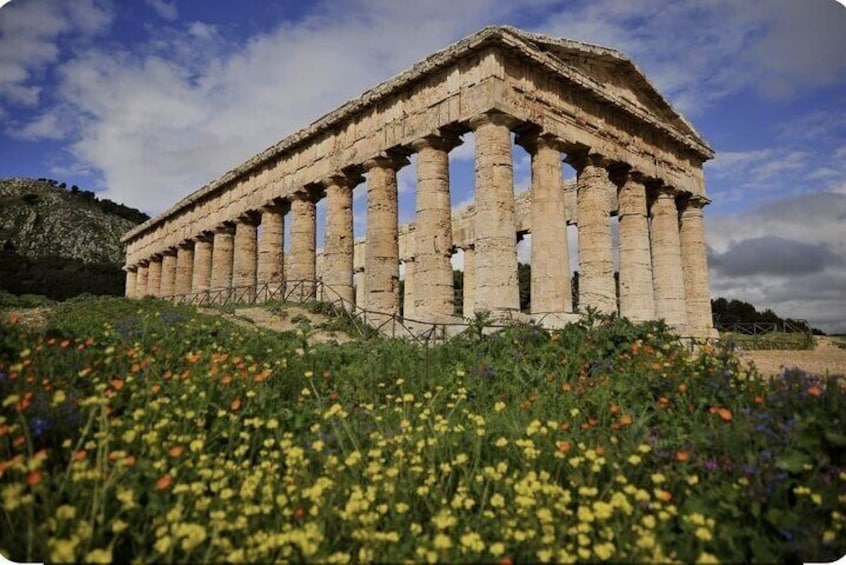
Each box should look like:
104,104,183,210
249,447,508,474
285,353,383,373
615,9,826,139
321,171,363,190
288,189,317,204
150,252,163,261
138,259,150,268
514,129,561,153
650,184,678,200
363,152,409,172
178,239,195,250
566,150,610,172
410,132,462,153
192,231,214,244
123,265,137,273
235,211,260,226
162,247,177,257
682,194,711,207
608,164,649,188
469,111,520,131
260,200,289,215
213,222,236,235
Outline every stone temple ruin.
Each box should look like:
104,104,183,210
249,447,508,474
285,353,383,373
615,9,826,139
121,26,716,337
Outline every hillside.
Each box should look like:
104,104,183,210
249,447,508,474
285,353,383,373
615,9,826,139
0,177,145,264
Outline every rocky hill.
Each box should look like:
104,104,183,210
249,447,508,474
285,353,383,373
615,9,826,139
0,177,146,264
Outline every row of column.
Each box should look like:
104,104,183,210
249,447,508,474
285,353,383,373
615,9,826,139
125,110,713,333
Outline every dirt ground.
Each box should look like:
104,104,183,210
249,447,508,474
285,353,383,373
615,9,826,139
738,336,846,377
199,306,351,345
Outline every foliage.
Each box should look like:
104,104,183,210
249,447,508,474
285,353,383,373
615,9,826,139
0,298,844,563
0,290,55,308
35,178,149,225
0,250,125,301
722,331,815,351
712,297,819,335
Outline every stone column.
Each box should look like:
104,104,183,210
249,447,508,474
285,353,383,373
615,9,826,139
462,246,476,319
469,112,519,316
518,131,571,314
572,153,616,315
211,224,235,304
363,155,406,316
191,235,213,304
147,256,163,298
323,174,357,310
233,215,259,303
136,263,149,297
650,186,688,328
124,268,137,299
175,242,194,297
257,204,286,302
411,134,460,320
160,250,177,298
613,170,655,322
679,196,716,336
354,269,365,309
288,192,317,299
402,259,416,319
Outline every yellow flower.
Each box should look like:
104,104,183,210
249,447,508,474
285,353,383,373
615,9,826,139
495,437,508,447
594,542,615,561
628,454,642,465
695,527,712,541
494,401,506,412
651,473,666,484
85,548,112,564
697,552,719,563
433,533,452,550
56,505,76,520
396,502,410,514
490,494,506,508
49,539,77,562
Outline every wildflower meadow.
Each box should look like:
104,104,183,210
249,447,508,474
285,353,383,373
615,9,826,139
1,297,844,563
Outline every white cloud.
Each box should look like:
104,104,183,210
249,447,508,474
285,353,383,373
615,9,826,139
15,0,568,213
0,0,112,109
536,0,846,115
144,0,177,22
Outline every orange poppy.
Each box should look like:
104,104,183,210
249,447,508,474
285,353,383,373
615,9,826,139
715,408,732,421
807,386,822,397
619,414,633,426
168,446,184,458
110,379,125,391
230,399,242,411
557,441,571,453
26,471,43,487
675,451,689,462
156,475,173,490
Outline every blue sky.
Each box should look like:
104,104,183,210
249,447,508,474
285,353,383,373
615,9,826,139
1,0,844,331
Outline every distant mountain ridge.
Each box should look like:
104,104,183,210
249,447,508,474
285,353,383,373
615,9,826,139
0,177,148,265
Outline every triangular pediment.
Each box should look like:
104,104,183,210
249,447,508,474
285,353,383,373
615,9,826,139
496,27,711,155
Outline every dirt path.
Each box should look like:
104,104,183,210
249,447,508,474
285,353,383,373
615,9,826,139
199,305,351,345
738,336,846,377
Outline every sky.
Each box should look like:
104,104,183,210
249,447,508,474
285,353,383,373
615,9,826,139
0,0,844,332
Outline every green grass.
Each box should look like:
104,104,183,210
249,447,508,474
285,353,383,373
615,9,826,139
721,330,815,351
0,298,844,563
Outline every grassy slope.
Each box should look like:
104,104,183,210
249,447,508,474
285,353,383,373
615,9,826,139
0,298,844,563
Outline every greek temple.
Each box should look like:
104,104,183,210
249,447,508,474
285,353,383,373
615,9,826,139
121,26,716,337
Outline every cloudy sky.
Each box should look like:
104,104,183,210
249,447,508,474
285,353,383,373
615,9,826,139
1,0,844,332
